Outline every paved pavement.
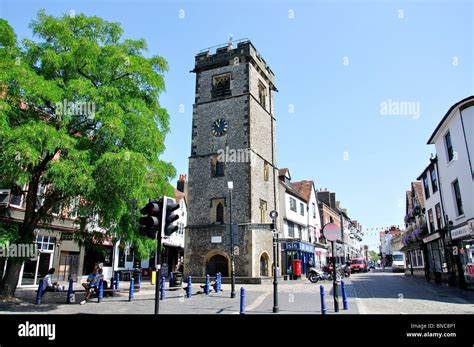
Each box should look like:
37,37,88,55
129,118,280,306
349,268,474,314
1,268,473,314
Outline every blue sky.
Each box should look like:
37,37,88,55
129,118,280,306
1,0,473,250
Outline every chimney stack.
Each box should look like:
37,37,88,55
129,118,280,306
177,174,188,193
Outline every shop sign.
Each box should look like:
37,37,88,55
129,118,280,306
282,242,315,252
283,242,300,251
423,232,441,243
451,226,473,240
60,233,73,241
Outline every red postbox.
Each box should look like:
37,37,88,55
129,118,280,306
292,259,302,277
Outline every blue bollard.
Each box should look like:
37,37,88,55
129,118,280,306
98,279,104,303
66,277,74,304
214,273,219,293
240,287,245,315
341,280,348,310
36,279,44,305
216,272,222,292
160,276,166,300
186,276,192,298
129,278,134,301
115,272,120,290
169,272,174,287
320,285,327,315
205,274,210,295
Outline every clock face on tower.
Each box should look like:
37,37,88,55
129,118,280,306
211,118,228,137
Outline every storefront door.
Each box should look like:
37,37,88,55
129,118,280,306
459,239,474,289
58,251,79,281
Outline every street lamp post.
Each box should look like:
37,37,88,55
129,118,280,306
270,210,279,313
228,181,236,299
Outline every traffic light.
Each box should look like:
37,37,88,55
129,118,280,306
162,197,180,236
138,197,180,239
138,200,162,239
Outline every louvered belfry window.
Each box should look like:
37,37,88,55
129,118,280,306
213,74,231,98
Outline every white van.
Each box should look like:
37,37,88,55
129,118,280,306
392,251,406,272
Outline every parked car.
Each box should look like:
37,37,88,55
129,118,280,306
392,251,406,272
350,258,368,273
368,260,375,269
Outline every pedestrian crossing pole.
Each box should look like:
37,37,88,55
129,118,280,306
332,240,339,312
322,223,341,314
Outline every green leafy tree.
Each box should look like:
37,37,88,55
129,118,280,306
0,12,175,298
369,251,380,261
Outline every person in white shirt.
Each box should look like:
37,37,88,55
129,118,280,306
43,268,59,292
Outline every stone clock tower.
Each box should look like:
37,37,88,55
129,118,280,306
184,40,279,280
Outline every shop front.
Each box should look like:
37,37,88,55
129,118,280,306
19,233,56,287
450,222,474,290
423,232,453,285
314,243,328,269
281,240,315,277
400,240,426,278
56,231,85,282
83,237,114,281
0,229,84,287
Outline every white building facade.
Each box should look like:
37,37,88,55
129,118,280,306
427,96,474,289
278,169,316,277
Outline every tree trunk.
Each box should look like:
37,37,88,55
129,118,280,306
0,260,23,300
0,179,40,299
0,152,58,299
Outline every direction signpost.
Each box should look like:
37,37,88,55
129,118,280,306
322,223,340,313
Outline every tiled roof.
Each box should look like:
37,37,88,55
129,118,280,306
280,181,306,201
291,180,314,203
406,190,413,210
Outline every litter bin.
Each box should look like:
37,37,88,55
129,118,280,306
172,272,183,287
133,268,141,292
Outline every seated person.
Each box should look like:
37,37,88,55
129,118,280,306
96,268,109,292
80,267,100,304
97,268,104,282
42,268,59,293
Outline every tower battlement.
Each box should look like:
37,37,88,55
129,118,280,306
193,40,276,89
